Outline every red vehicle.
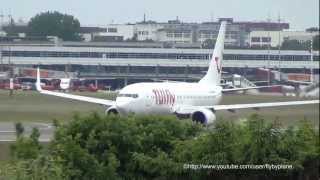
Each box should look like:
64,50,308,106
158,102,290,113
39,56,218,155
3,83,22,90
72,84,98,92
41,85,57,91
87,84,98,92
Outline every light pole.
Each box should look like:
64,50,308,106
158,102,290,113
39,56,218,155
310,38,313,83
0,12,3,71
0,11,3,31
277,14,282,82
267,16,271,85
0,45,3,71
9,45,14,97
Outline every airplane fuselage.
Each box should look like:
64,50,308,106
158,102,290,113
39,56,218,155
115,82,222,115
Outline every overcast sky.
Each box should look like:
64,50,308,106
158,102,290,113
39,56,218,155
1,0,319,30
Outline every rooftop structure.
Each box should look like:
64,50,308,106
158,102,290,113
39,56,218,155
1,18,291,47
0,45,318,70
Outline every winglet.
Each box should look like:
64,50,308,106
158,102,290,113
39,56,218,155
36,67,42,91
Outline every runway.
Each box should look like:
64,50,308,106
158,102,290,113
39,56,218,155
0,122,54,142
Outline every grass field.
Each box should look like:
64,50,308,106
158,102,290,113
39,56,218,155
0,90,318,162
0,90,318,126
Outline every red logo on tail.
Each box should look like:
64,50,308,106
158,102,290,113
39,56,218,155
214,57,221,73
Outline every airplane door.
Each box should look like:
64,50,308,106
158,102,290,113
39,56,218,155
146,95,152,108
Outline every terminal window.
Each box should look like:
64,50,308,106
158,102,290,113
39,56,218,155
251,37,261,42
261,37,271,42
166,33,173,37
108,28,117,33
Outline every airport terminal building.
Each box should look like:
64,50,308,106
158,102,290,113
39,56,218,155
0,17,318,88
0,44,318,86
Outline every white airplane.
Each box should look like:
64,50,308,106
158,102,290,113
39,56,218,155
60,78,71,90
36,21,319,125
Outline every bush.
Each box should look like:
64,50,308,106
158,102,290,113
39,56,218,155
4,113,319,179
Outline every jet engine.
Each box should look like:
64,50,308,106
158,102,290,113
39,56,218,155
105,106,119,115
191,108,216,125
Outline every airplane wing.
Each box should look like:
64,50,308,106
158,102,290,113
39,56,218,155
211,100,319,111
36,68,115,106
38,89,116,106
222,85,281,92
287,80,314,85
174,100,319,114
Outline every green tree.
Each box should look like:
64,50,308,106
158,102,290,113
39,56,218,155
15,122,24,138
306,27,319,32
202,39,216,49
281,39,309,50
48,113,201,179
4,155,69,180
4,113,319,179
10,126,42,160
28,11,81,41
173,115,319,178
126,33,138,42
3,18,20,37
313,35,319,50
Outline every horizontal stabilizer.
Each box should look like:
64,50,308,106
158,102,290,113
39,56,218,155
222,85,281,92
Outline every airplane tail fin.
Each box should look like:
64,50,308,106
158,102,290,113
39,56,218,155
199,21,227,85
36,67,42,91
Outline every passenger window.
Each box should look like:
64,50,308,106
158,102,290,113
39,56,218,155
118,94,138,98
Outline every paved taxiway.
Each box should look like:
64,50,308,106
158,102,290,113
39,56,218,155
0,122,54,142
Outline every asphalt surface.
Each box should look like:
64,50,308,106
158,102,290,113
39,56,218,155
0,122,54,142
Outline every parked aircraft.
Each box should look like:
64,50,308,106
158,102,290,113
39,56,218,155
60,78,71,90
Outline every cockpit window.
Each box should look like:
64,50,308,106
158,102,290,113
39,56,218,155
118,94,138,98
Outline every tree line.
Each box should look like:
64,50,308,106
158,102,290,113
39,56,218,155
4,11,81,41
202,36,320,51
3,11,319,51
0,113,318,180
